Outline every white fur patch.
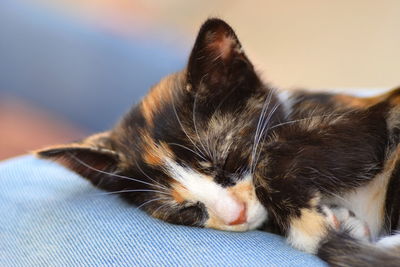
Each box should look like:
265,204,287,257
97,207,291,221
377,234,400,248
330,206,371,242
324,148,399,240
165,158,267,229
240,174,268,229
277,90,293,118
166,158,243,224
287,226,321,254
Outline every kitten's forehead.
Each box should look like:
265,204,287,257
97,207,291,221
201,112,254,159
129,69,261,151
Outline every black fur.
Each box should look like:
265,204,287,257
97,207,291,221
37,18,400,266
318,231,400,267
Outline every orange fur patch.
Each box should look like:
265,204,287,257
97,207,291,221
143,151,162,166
334,88,400,109
171,188,185,203
141,131,173,166
228,179,254,202
389,94,400,106
288,194,327,249
140,74,180,126
170,182,193,204
334,94,385,109
290,208,327,238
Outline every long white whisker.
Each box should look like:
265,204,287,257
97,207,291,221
318,187,351,206
250,90,278,173
167,142,207,161
268,109,351,132
205,85,238,164
133,157,168,190
192,89,212,159
152,202,173,218
254,90,273,148
67,153,167,191
171,94,206,158
250,90,274,172
91,189,170,196
136,197,170,210
252,102,281,174
257,102,281,145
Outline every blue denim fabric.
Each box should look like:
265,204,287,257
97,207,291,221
0,156,326,266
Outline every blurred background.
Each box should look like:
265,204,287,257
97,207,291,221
1,0,399,160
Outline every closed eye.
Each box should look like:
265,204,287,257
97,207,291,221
198,161,214,174
214,167,237,187
177,202,208,226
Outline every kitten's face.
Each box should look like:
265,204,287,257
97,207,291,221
38,19,284,231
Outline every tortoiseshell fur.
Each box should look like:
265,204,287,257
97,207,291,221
38,19,400,266
39,19,283,232
255,88,400,265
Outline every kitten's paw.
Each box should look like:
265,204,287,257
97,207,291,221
323,205,371,242
377,234,400,248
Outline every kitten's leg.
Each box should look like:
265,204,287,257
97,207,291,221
377,234,400,250
255,185,331,253
285,203,333,253
278,199,370,253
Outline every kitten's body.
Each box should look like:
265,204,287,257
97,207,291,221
286,89,400,239
273,89,400,265
254,88,400,259
38,19,400,266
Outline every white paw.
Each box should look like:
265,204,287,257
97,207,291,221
377,233,400,248
323,205,371,242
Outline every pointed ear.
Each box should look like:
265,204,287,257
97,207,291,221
187,18,259,95
36,132,120,181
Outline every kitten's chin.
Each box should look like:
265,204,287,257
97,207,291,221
204,220,262,232
205,219,250,232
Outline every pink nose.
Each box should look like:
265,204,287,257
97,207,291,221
228,204,247,225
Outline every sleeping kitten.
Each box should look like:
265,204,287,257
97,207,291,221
38,19,400,265
38,19,285,232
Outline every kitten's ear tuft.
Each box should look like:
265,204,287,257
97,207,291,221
36,132,120,181
187,18,258,93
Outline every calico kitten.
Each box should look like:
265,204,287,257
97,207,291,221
38,19,285,232
38,18,400,266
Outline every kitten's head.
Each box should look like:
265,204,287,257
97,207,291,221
38,19,284,231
